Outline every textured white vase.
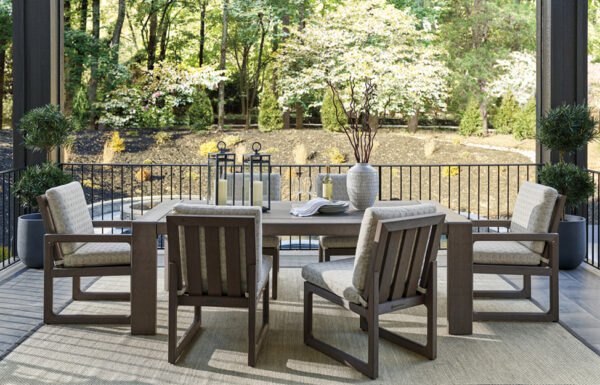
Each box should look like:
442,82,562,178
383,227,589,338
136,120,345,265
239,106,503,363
347,163,378,210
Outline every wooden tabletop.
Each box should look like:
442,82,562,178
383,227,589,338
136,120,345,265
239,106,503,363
136,200,470,236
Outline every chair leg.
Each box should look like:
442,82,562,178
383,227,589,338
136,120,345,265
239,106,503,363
425,261,437,360
248,298,257,367
273,248,279,300
324,249,331,262
318,245,324,263
367,301,379,379
43,251,54,324
72,276,130,301
304,282,313,343
549,244,559,322
168,264,178,364
523,275,532,299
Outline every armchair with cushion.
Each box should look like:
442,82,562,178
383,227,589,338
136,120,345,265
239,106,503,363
471,181,566,322
37,181,132,325
302,204,444,379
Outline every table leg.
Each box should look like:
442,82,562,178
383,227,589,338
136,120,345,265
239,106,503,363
131,222,158,335
447,222,473,335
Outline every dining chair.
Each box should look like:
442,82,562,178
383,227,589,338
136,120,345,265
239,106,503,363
314,173,357,262
302,204,444,379
166,203,270,366
471,181,566,322
228,172,281,299
37,181,132,325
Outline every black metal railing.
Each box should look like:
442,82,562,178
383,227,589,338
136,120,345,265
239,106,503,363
0,168,27,270
2,162,599,271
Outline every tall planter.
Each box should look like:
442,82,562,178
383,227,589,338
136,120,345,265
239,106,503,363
347,163,378,210
558,214,586,269
16,213,45,268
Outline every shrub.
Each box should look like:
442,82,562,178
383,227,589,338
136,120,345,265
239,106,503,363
442,166,460,177
459,99,483,136
321,89,347,132
188,89,214,131
538,162,595,211
223,134,242,148
126,130,139,137
19,104,74,158
71,87,91,131
513,97,536,140
110,131,125,153
258,88,283,132
136,168,151,182
538,104,598,158
0,246,11,262
199,140,219,156
328,147,347,164
491,92,520,134
12,163,73,211
143,159,154,165
153,131,173,145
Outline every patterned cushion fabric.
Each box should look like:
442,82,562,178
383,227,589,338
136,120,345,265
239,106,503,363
319,236,358,249
315,174,349,201
172,203,263,295
45,182,94,255
262,236,280,249
226,173,281,202
62,242,130,267
353,204,437,294
473,241,543,266
510,182,558,254
302,258,365,306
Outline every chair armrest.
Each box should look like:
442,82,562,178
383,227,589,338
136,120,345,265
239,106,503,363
471,219,512,228
45,234,132,244
92,220,132,228
472,232,558,242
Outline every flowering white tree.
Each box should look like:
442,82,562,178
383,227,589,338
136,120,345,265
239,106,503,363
488,50,536,105
276,0,449,116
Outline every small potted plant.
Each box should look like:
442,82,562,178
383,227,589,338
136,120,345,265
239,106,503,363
12,104,73,268
537,103,598,269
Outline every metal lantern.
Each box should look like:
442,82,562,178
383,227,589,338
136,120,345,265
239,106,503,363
207,141,236,206
242,142,271,212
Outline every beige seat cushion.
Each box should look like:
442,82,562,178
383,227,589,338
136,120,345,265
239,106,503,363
45,182,94,255
319,236,358,249
473,241,542,266
302,258,365,306
172,203,263,295
353,204,436,294
510,181,558,254
62,242,130,267
315,174,349,201
262,236,280,249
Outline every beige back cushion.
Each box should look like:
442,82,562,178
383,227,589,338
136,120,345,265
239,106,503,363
315,174,349,201
353,204,437,293
510,182,558,254
226,173,281,202
172,203,262,294
45,182,94,255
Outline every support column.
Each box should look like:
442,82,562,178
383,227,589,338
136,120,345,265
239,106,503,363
536,0,588,167
12,0,64,168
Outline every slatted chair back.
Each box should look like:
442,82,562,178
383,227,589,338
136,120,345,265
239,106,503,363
363,213,445,304
315,174,349,201
166,204,262,298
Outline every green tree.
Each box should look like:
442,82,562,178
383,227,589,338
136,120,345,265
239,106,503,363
189,89,214,131
459,99,483,136
321,89,347,132
0,0,10,129
258,87,283,132
491,92,520,134
513,97,536,140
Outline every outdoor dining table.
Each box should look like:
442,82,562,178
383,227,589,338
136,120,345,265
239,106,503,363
129,200,473,336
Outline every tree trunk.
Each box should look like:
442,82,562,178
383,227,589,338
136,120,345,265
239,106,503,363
295,103,303,130
247,17,267,130
198,0,207,67
65,0,72,30
111,0,126,62
79,0,88,31
88,0,100,130
0,49,5,129
147,0,158,70
480,101,488,135
408,111,419,133
218,0,229,131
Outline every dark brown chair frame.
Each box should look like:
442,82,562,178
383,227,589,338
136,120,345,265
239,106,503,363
262,245,279,299
166,214,269,367
318,245,356,263
305,213,445,379
471,194,566,322
37,195,132,325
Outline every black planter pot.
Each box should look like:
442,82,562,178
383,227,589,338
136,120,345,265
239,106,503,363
16,213,46,268
558,214,586,270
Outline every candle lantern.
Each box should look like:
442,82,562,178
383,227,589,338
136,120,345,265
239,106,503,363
242,142,271,212
207,141,236,206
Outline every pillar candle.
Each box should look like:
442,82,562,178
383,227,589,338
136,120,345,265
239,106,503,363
253,180,263,207
217,179,228,205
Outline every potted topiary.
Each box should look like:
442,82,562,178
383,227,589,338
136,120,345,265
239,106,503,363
537,103,598,269
12,104,74,268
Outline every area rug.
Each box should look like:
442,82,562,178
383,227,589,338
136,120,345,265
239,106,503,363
1,264,599,384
